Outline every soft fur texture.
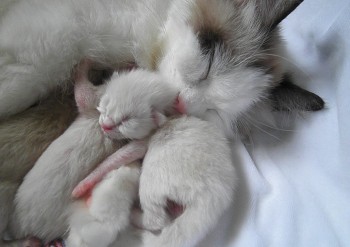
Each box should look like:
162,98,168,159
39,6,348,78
98,69,178,140
0,0,323,139
138,116,235,247
66,162,141,247
0,89,77,245
83,70,235,247
9,61,123,243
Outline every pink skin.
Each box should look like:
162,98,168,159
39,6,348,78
74,59,96,113
175,94,187,115
72,140,147,198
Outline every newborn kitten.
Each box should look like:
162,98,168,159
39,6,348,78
73,69,236,247
66,162,141,247
9,60,125,243
0,91,76,246
0,0,323,140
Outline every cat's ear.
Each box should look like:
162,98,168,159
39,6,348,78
236,0,303,30
269,75,325,112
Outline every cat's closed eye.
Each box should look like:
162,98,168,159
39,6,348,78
198,29,224,81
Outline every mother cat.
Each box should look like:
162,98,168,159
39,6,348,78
0,0,323,137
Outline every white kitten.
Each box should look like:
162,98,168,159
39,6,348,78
74,69,236,247
66,162,141,247
0,90,76,246
138,116,235,247
98,69,178,140
9,60,127,243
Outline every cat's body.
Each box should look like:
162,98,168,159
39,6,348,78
0,0,324,140
9,61,124,243
0,90,77,245
72,69,235,247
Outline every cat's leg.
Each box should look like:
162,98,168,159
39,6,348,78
66,163,140,247
0,55,42,118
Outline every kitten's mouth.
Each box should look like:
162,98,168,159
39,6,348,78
174,94,186,115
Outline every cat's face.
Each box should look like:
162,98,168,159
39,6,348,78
153,0,301,137
98,69,177,140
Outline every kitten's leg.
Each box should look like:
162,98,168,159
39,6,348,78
66,163,140,247
134,195,172,232
72,140,147,198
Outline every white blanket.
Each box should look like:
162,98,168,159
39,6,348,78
197,0,350,246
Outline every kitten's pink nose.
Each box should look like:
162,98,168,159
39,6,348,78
101,117,116,132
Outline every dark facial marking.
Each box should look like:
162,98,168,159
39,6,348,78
270,75,325,112
198,29,224,79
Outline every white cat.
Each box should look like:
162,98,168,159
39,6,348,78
0,0,324,138
72,69,236,247
9,60,137,244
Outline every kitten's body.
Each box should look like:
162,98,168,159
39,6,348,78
139,116,235,247
0,0,323,140
74,69,235,247
9,62,124,243
0,90,76,245
66,163,141,247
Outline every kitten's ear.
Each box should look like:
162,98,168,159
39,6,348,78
270,75,325,112
236,0,303,30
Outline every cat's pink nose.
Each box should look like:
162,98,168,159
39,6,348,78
175,95,186,114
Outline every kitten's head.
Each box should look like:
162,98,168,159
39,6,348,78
98,69,177,140
152,0,311,137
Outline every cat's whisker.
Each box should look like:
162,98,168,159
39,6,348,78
241,114,282,141
260,53,312,79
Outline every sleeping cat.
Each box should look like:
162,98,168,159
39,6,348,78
8,60,133,244
0,0,324,139
0,90,77,246
72,68,236,247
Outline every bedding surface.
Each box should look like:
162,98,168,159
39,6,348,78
197,0,350,246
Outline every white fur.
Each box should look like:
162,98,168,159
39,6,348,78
138,116,235,247
9,66,121,242
0,0,286,140
98,69,178,140
0,91,76,245
95,70,235,246
66,163,141,247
